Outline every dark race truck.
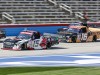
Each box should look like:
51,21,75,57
57,25,100,43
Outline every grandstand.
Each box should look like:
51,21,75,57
0,0,99,24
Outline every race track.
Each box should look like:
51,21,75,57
0,37,100,58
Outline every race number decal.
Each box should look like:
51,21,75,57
81,33,87,40
34,40,39,47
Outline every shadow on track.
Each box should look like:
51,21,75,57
60,39,100,43
47,47,67,50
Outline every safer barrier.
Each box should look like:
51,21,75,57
0,23,69,36
0,23,99,36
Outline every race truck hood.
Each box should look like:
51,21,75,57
3,38,28,49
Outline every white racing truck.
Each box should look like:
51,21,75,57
2,30,59,50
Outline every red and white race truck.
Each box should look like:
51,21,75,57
2,30,59,50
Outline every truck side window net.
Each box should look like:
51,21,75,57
81,28,87,33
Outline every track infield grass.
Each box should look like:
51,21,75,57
0,67,100,75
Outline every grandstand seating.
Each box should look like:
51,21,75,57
0,0,99,24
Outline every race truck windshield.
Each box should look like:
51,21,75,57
67,28,79,33
70,23,81,26
16,33,31,39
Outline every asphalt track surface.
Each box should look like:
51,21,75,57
0,37,100,58
0,37,100,67
1,53,100,67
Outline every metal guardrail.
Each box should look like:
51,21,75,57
2,12,15,24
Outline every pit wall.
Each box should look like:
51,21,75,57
0,23,69,36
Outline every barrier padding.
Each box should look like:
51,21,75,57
0,23,69,36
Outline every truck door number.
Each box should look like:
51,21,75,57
34,40,39,47
81,33,87,40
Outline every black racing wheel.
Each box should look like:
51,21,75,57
92,35,97,42
71,36,77,43
46,42,51,49
21,43,27,50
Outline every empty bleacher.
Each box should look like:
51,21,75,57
0,0,99,24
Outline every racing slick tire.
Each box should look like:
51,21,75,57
92,35,97,42
20,43,27,50
46,42,51,49
71,36,77,43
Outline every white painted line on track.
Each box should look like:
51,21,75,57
0,53,100,67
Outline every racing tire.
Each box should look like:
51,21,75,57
46,42,51,49
92,35,97,42
71,37,76,43
20,43,27,50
